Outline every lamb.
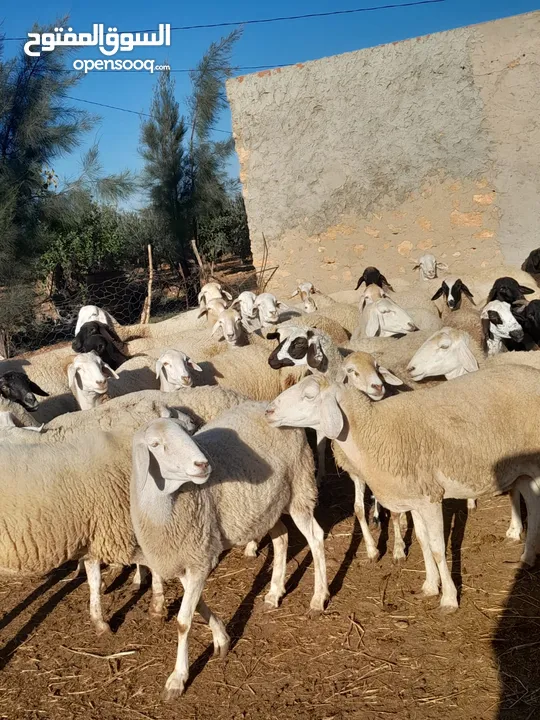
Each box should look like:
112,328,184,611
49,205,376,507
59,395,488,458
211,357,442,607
157,344,306,402
0,371,49,413
197,297,228,325
231,291,257,322
72,321,128,370
290,282,336,313
198,281,232,306
412,254,448,281
355,266,394,292
254,292,287,327
67,351,119,410
486,276,535,304
210,307,249,347
480,300,525,355
266,365,540,612
75,305,118,336
353,297,418,339
131,402,329,698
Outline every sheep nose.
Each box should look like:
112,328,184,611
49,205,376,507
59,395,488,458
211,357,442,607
408,365,415,373
265,406,275,416
371,383,383,393
510,329,524,341
97,380,107,389
194,460,209,471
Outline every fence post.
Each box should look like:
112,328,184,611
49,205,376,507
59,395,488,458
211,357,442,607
140,244,154,325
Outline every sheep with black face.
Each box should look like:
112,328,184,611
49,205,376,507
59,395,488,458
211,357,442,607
0,371,49,412
355,266,394,293
72,321,128,370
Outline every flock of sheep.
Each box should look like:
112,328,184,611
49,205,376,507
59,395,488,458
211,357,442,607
2,248,540,702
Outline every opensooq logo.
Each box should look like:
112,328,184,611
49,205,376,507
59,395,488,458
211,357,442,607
24,23,171,57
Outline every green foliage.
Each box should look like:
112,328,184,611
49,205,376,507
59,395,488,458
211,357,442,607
139,30,244,278
198,194,251,263
40,201,144,284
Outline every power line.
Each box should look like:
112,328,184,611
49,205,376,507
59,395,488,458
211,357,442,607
64,94,233,133
2,1,445,41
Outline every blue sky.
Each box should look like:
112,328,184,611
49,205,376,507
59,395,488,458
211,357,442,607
3,0,540,204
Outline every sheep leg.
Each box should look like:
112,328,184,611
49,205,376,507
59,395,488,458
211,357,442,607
149,572,165,617
372,500,381,527
418,503,458,613
315,431,326,486
350,474,379,561
264,520,288,609
289,509,329,615
515,477,540,567
244,540,259,558
196,597,230,659
410,509,440,598
391,511,407,563
467,499,477,511
84,558,110,635
164,570,206,701
132,563,147,588
506,486,523,541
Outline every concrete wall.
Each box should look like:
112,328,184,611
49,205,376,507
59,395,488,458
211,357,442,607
227,12,540,294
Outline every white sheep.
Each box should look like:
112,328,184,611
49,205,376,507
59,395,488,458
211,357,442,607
254,292,287,327
67,352,119,410
156,350,202,391
231,291,257,322
412,254,448,281
131,402,329,698
267,366,540,612
355,297,419,339
198,281,232,307
290,282,336,313
75,305,118,336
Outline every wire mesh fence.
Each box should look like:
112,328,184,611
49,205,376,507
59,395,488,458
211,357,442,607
1,256,276,359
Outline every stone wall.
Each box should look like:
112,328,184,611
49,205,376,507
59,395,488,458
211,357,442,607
226,12,540,294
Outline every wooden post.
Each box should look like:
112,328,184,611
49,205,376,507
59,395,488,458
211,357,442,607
140,244,154,324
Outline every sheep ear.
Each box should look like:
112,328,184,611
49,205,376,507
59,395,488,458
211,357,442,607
290,289,299,298
456,342,479,374
159,405,173,419
334,366,347,383
222,290,233,300
231,298,240,308
102,362,119,380
380,274,394,292
67,362,77,388
461,283,475,304
320,386,344,439
277,301,287,309
412,263,421,270
307,338,328,372
155,358,164,379
132,436,151,487
431,286,444,301
266,331,280,341
365,309,381,337
28,380,49,397
72,335,83,352
211,321,222,337
197,307,209,319
481,317,492,353
355,277,365,291
188,358,203,372
519,285,535,295
378,365,404,386
197,291,206,305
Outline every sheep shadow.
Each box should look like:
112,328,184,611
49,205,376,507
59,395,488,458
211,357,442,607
492,452,540,718
109,366,160,396
0,562,83,671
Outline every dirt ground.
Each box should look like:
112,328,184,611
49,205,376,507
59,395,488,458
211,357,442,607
1,461,539,720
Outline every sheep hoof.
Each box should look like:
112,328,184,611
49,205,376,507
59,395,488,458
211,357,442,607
467,499,477,511
149,603,165,618
163,672,188,701
505,528,522,542
244,541,258,558
94,620,111,636
421,582,439,598
263,592,281,609
439,602,458,615
363,550,380,564
213,637,230,660
392,551,407,565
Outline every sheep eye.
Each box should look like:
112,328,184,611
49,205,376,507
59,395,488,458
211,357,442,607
149,440,159,448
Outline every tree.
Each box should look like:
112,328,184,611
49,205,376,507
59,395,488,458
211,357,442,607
0,19,135,281
139,30,241,285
